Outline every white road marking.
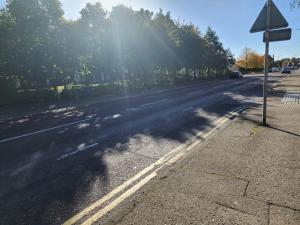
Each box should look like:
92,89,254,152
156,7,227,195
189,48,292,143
127,107,140,112
213,84,227,89
139,99,167,108
0,107,77,122
77,123,90,129
0,112,124,143
183,107,194,112
272,74,290,87
0,118,94,144
56,143,99,161
50,107,76,114
185,90,203,95
281,91,300,105
62,105,248,225
104,114,122,120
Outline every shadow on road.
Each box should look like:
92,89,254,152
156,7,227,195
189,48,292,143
0,75,286,225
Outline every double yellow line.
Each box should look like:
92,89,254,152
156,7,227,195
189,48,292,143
63,105,248,225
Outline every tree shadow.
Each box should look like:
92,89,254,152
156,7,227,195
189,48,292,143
0,76,279,225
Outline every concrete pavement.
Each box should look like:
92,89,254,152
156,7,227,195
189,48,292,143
94,73,300,225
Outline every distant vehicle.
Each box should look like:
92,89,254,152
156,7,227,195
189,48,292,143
230,71,243,79
272,67,280,72
281,67,291,74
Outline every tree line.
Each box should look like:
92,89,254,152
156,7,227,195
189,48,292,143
0,0,234,103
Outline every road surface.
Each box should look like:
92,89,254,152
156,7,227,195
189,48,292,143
0,73,288,225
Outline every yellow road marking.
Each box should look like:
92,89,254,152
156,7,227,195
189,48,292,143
81,171,159,225
62,164,156,225
63,105,248,225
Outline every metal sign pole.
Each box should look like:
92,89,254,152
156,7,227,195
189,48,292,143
263,0,271,126
250,0,291,125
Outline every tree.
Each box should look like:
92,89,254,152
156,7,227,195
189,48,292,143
236,48,264,70
204,27,228,76
151,9,181,81
225,49,236,66
0,7,15,77
4,0,64,88
77,2,107,84
0,0,235,103
176,23,205,79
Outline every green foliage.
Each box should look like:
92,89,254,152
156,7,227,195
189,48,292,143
0,77,17,103
0,0,234,105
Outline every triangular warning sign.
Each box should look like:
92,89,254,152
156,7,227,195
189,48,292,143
250,0,288,33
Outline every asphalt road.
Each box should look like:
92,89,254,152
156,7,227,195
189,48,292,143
0,73,288,225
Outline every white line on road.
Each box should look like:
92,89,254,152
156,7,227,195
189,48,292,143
127,107,140,112
56,143,99,161
62,105,248,225
0,118,94,144
185,90,203,95
0,107,76,122
213,84,227,89
139,99,167,108
183,107,194,112
272,74,290,87
104,114,122,120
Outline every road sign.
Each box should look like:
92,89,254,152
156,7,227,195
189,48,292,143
250,0,291,126
263,28,292,43
250,0,288,33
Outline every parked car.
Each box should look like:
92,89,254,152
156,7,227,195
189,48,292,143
230,71,243,79
281,67,291,74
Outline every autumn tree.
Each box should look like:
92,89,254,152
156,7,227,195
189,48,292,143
236,48,264,70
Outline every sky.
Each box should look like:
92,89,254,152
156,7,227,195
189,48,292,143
1,0,300,59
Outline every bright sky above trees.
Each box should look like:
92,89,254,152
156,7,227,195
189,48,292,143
1,0,299,59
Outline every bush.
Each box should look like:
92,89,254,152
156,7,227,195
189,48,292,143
0,77,19,105
0,80,59,106
239,68,263,74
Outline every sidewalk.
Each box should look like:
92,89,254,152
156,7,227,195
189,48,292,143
99,74,300,225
